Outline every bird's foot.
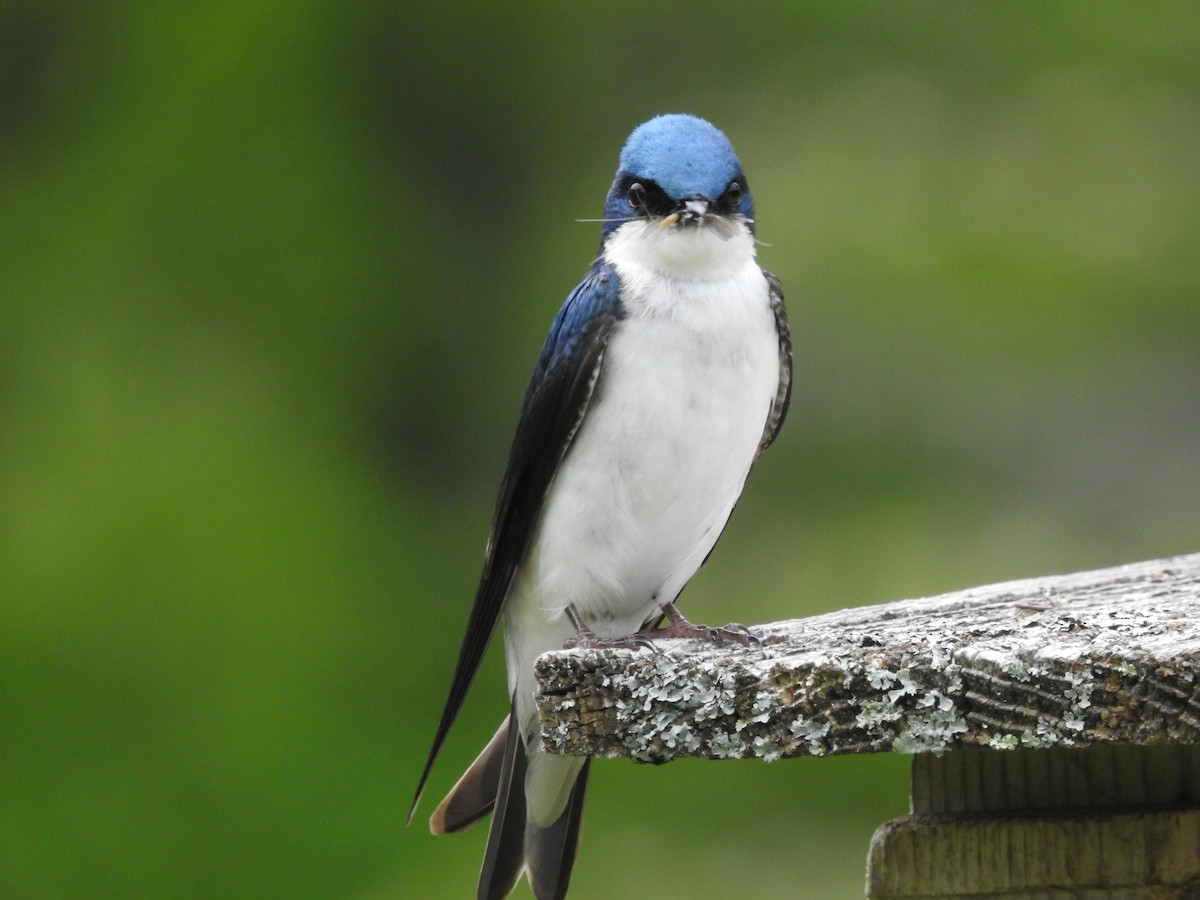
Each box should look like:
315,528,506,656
563,604,656,652
645,618,762,646
564,632,657,652
648,602,763,647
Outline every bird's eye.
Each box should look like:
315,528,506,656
627,182,647,211
725,181,743,207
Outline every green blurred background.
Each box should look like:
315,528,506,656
2,1,1197,897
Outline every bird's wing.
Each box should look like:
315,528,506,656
409,264,623,820
756,269,792,457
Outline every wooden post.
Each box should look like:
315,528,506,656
534,554,1200,897
870,745,1200,897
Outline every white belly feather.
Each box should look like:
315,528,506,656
503,221,780,826
506,224,778,663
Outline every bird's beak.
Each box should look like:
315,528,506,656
659,198,712,228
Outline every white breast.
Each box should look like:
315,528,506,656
508,220,780,651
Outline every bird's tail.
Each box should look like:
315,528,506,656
430,699,591,900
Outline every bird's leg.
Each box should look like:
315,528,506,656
643,600,762,647
563,604,656,651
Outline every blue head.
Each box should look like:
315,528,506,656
600,114,754,241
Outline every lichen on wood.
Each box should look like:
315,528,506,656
535,554,1200,763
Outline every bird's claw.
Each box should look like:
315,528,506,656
563,604,657,652
564,632,657,652
561,602,762,652
714,622,764,647
647,618,763,647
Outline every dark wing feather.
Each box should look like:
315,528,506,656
756,270,792,457
409,264,623,820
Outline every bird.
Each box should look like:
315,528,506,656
409,113,792,900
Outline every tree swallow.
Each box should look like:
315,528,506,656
410,114,792,899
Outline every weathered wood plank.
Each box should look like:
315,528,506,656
535,554,1200,762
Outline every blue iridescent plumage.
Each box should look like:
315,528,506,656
602,115,755,235
531,265,622,383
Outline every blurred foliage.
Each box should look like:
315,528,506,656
1,1,1197,897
